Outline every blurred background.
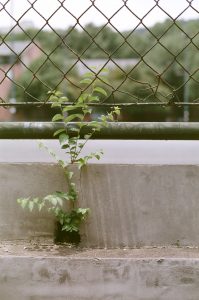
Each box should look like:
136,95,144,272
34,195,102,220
0,0,199,122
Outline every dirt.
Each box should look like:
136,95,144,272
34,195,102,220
1,240,199,258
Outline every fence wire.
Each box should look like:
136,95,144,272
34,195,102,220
0,0,199,121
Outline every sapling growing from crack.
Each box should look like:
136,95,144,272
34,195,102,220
17,70,120,244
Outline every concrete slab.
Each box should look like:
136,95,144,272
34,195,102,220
1,245,199,300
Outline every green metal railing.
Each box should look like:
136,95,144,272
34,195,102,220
1,122,199,140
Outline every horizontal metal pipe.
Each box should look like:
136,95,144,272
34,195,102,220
1,122,199,139
0,102,199,107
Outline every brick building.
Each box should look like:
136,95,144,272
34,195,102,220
0,41,41,121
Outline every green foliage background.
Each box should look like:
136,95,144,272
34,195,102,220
7,18,199,121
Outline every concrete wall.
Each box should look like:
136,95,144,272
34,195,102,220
1,255,199,300
1,163,199,247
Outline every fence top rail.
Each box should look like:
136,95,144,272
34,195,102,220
1,122,199,140
1,102,199,107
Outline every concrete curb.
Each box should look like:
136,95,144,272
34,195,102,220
1,251,199,300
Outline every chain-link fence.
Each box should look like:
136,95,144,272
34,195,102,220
0,0,199,121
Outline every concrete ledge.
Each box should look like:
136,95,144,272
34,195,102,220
1,246,199,300
1,163,199,247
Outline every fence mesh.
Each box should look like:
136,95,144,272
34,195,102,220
0,0,199,121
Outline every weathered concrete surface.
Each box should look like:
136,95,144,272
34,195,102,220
1,247,199,300
1,241,199,258
0,164,67,241
1,163,199,247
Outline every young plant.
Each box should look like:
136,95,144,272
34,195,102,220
17,71,120,244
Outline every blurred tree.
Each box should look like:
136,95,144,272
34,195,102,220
10,19,199,120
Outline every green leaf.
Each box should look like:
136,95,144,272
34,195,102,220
78,93,89,103
69,127,80,133
54,91,63,97
68,171,74,179
49,95,58,102
51,102,61,108
90,121,102,130
58,160,68,168
17,198,29,209
55,191,69,201
44,195,58,206
33,198,39,204
63,105,77,113
64,114,84,123
60,96,69,102
68,137,78,144
57,197,63,206
53,128,66,137
78,142,84,149
88,95,99,102
107,113,114,121
52,114,63,122
76,208,90,215
113,106,121,116
80,78,93,84
77,158,87,169
47,90,54,95
62,224,73,232
83,108,92,115
59,133,69,147
95,154,100,160
84,134,92,139
99,67,108,73
38,141,45,149
93,87,107,96
38,203,44,211
62,144,71,150
28,201,34,212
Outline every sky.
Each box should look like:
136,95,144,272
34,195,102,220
0,0,199,31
